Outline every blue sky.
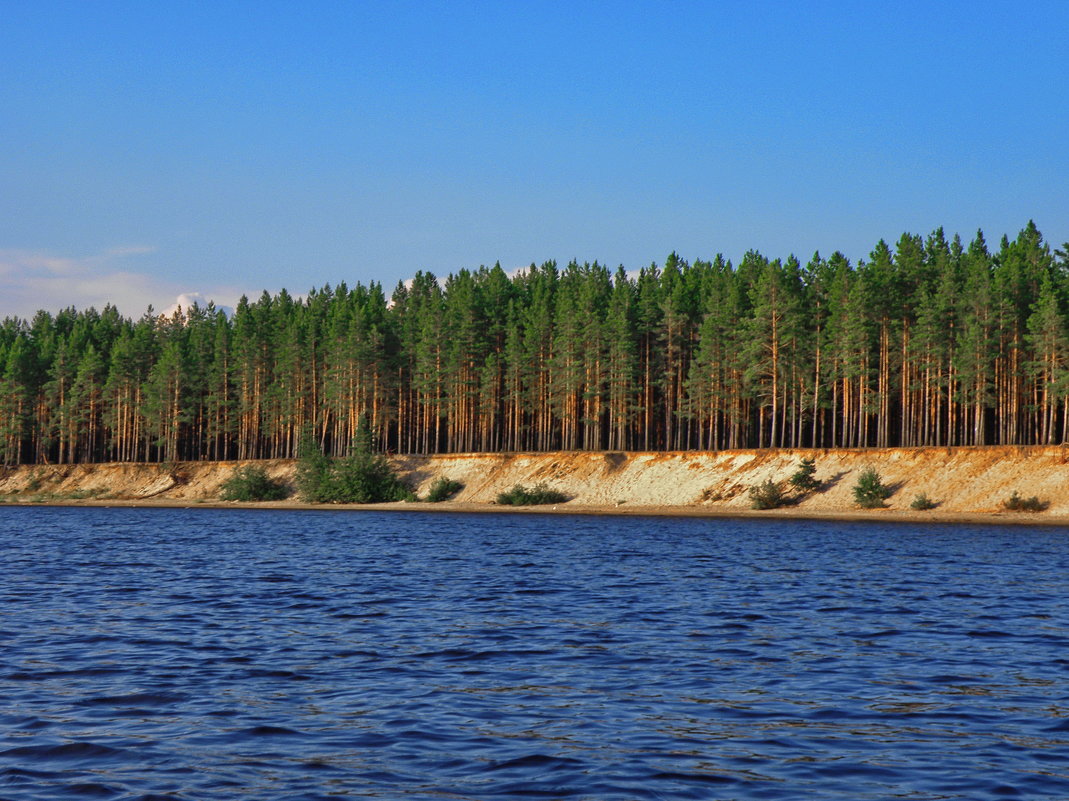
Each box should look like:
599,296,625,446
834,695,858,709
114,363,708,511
2,1,1067,319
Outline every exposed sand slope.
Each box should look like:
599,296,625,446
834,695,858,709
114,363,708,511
1,447,1067,522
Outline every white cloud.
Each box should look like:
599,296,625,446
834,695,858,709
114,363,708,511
0,247,239,322
160,292,236,319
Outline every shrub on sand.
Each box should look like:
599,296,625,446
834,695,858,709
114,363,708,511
296,415,414,504
909,492,937,511
220,465,288,501
749,479,787,510
426,477,463,502
853,467,893,509
788,458,821,492
496,483,568,506
1004,491,1047,512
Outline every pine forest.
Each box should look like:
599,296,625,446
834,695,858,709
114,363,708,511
3,222,1069,466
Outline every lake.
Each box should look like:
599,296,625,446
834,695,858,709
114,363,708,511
2,506,1069,799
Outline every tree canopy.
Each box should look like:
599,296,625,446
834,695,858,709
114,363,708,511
2,222,1067,466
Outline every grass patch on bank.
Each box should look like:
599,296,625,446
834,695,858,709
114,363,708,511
496,483,568,506
749,479,787,510
22,488,112,503
749,458,823,510
65,488,110,500
910,492,938,510
425,477,463,502
1004,491,1047,512
26,471,44,492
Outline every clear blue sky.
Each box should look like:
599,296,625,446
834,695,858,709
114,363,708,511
2,0,1066,319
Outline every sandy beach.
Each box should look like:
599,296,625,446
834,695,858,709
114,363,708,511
10,498,1063,527
3,446,1068,527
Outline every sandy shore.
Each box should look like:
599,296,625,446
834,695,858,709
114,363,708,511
2,446,1068,528
5,496,1065,528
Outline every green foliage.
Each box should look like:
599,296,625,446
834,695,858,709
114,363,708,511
749,479,787,510
329,449,414,503
1004,491,1047,512
910,492,938,510
0,221,1066,465
296,419,413,504
496,483,568,506
220,464,288,501
426,477,463,502
295,430,334,503
853,467,893,508
788,458,821,492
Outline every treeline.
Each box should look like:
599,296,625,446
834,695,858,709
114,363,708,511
1,222,1068,465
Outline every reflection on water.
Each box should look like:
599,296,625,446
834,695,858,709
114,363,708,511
2,506,1069,799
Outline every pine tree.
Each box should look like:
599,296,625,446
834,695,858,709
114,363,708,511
605,266,637,450
955,231,995,444
1026,271,1068,443
0,221,1064,464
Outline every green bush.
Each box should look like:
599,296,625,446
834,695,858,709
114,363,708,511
426,477,463,502
220,465,288,501
496,483,568,506
853,467,893,508
295,432,334,503
910,492,938,510
1004,491,1047,512
296,417,414,504
298,449,413,504
788,457,821,492
749,479,787,509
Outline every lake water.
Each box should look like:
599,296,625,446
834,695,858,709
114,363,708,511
2,506,1069,800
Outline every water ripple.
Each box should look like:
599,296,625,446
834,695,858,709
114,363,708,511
2,507,1069,799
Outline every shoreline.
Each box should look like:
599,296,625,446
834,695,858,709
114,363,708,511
3,446,1069,528
3,496,1065,528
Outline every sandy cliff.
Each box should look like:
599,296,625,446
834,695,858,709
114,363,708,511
1,446,1067,522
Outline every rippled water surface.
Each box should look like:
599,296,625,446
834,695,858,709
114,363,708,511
3,507,1069,799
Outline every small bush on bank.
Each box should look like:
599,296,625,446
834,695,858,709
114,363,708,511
426,477,463,502
496,483,568,506
910,492,938,510
1004,491,1047,512
788,458,821,492
220,465,288,501
853,467,893,508
331,449,415,503
749,479,787,510
296,416,414,504
298,448,414,504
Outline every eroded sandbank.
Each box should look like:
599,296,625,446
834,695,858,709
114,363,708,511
2,446,1067,526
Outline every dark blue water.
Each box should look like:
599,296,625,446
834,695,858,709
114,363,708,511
2,508,1069,800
